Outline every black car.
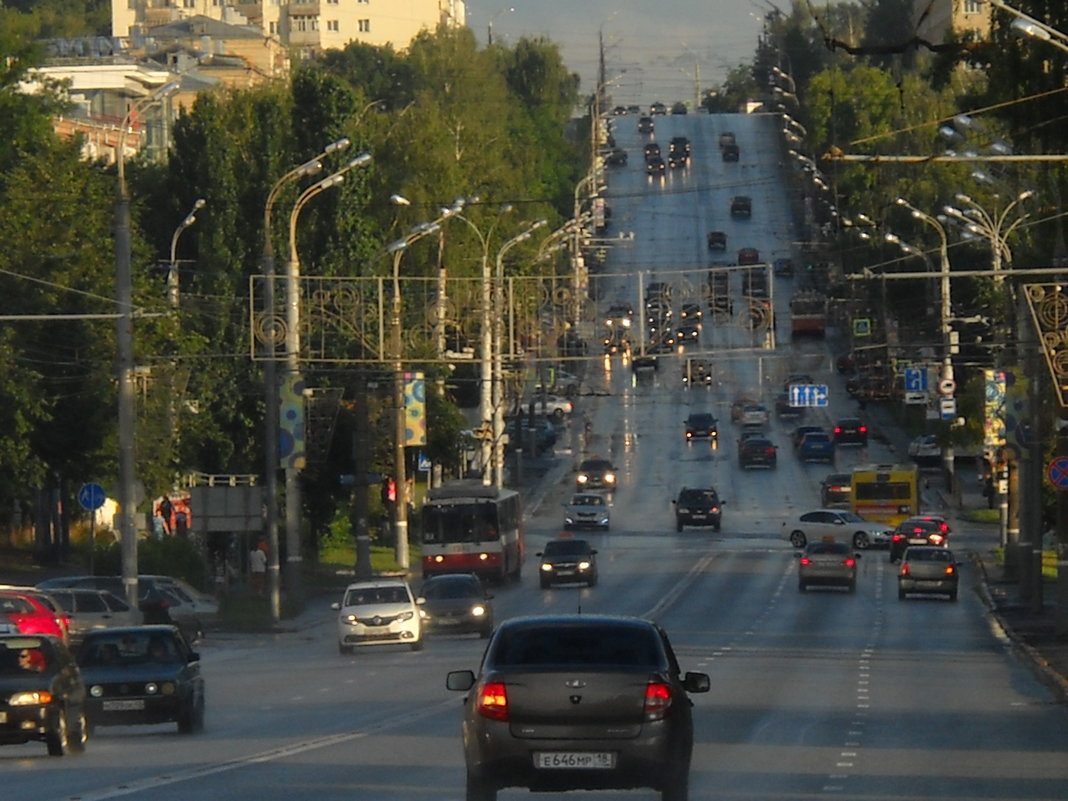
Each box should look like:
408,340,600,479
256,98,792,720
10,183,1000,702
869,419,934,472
650,101,667,115
721,142,740,162
739,437,777,469
668,150,688,168
604,147,628,166
673,487,723,532
730,195,752,218
77,625,204,734
643,142,661,160
637,115,655,133
707,230,727,250
446,615,710,801
833,417,869,446
888,518,948,562
536,538,598,588
0,634,87,756
668,136,691,155
416,573,494,638
576,458,617,490
685,412,718,441
645,156,666,177
670,101,688,115
820,472,853,507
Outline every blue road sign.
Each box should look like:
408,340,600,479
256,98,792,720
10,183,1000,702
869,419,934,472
789,384,829,408
417,452,432,472
904,367,928,393
78,482,106,511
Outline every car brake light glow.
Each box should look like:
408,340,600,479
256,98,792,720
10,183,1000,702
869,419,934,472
944,565,956,576
844,558,856,567
899,564,910,576
799,557,812,566
643,682,673,719
477,681,508,721
858,426,867,433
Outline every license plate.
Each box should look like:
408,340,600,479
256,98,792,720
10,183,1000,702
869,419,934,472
690,514,706,520
102,699,145,711
908,538,928,545
0,711,6,723
534,752,616,770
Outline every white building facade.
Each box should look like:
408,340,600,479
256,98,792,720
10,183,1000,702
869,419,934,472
113,0,465,55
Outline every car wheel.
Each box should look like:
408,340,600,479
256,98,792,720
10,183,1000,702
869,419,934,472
798,581,806,592
177,698,198,735
789,531,806,548
466,770,497,801
898,586,907,600
676,519,683,533
587,575,598,588
338,642,353,655
660,764,690,801
46,708,70,756
69,707,87,753
193,695,206,732
552,408,565,421
848,580,856,594
480,626,492,639
852,532,870,550
410,638,424,652
948,590,958,602
539,578,549,589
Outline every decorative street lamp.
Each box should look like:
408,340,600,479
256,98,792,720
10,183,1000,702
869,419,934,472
114,80,179,611
167,198,206,308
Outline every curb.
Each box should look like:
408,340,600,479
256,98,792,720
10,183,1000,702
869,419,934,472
970,551,1068,704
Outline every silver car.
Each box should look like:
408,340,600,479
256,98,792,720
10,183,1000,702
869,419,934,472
562,493,610,531
784,509,892,550
44,588,142,644
798,539,859,592
898,546,960,601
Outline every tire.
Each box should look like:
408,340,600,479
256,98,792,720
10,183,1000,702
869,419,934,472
798,581,806,592
661,765,690,801
68,708,88,753
676,519,684,533
848,580,856,594
480,626,492,639
177,698,197,735
552,408,565,421
948,590,958,602
410,638,424,652
539,578,550,589
338,642,353,655
852,532,870,550
898,586,907,600
789,531,806,548
466,770,497,801
587,575,598,588
46,708,69,756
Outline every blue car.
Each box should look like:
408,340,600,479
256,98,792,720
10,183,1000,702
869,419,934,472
798,431,835,463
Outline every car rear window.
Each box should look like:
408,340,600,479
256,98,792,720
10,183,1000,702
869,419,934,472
907,549,952,562
679,490,717,504
492,624,662,669
807,542,850,556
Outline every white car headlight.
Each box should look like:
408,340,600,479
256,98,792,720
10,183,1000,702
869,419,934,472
8,691,52,706
604,473,616,484
578,561,592,571
471,605,486,617
577,474,589,484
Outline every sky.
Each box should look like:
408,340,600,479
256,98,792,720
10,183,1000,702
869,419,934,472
466,0,773,105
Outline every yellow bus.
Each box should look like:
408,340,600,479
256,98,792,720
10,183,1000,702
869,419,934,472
850,464,919,526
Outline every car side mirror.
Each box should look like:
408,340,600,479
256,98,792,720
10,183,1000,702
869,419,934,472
446,670,476,692
535,552,543,558
188,651,200,663
671,499,677,505
683,671,711,693
590,549,598,555
330,602,341,611
854,553,863,559
416,597,426,605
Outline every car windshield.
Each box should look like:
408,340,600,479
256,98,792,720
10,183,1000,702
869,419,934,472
491,624,661,669
543,540,592,557
838,512,864,523
580,460,612,472
569,495,604,507
421,579,479,600
688,415,714,426
81,632,181,666
807,542,850,556
679,490,717,504
343,586,409,606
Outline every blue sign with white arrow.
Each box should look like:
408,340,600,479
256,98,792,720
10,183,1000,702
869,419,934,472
789,384,829,408
904,367,928,393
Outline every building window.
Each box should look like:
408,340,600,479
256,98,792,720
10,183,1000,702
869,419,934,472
357,0,369,4
183,0,195,8
963,0,983,12
327,0,338,4
358,18,370,32
269,20,277,34
327,19,339,31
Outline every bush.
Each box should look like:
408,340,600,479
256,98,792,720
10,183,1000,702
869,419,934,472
89,536,209,589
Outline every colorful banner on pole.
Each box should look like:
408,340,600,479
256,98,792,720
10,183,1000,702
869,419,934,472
404,372,426,446
983,369,1006,455
279,373,306,470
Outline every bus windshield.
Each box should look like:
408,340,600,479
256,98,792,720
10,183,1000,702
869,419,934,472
422,502,499,545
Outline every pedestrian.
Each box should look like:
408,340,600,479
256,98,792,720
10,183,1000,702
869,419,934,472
249,540,267,595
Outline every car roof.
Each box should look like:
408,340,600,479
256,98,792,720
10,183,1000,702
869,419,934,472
343,578,409,590
824,472,852,482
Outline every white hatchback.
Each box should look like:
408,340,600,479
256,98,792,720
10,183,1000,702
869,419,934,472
332,578,422,654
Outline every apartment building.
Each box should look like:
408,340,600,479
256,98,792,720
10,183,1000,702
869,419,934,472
914,0,992,44
113,0,466,57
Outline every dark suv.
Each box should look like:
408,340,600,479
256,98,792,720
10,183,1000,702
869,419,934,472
684,412,717,441
673,487,723,532
739,437,777,469
446,615,710,801
833,417,869,446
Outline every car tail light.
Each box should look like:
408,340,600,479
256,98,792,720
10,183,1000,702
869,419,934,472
477,681,508,721
929,534,945,545
944,564,956,576
799,557,812,566
843,558,856,567
765,447,775,455
643,682,673,719
858,426,868,433
892,534,905,543
834,427,842,434
899,563,910,576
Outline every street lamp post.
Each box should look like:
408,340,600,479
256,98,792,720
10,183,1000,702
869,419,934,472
486,5,515,46
385,202,465,568
281,154,371,601
261,137,350,622
492,219,547,488
896,198,955,489
167,198,206,308
114,80,178,611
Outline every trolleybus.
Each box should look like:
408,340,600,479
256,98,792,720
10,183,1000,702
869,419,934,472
850,463,919,526
420,480,523,582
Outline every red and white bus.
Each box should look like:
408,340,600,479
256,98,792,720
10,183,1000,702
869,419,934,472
420,481,523,582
